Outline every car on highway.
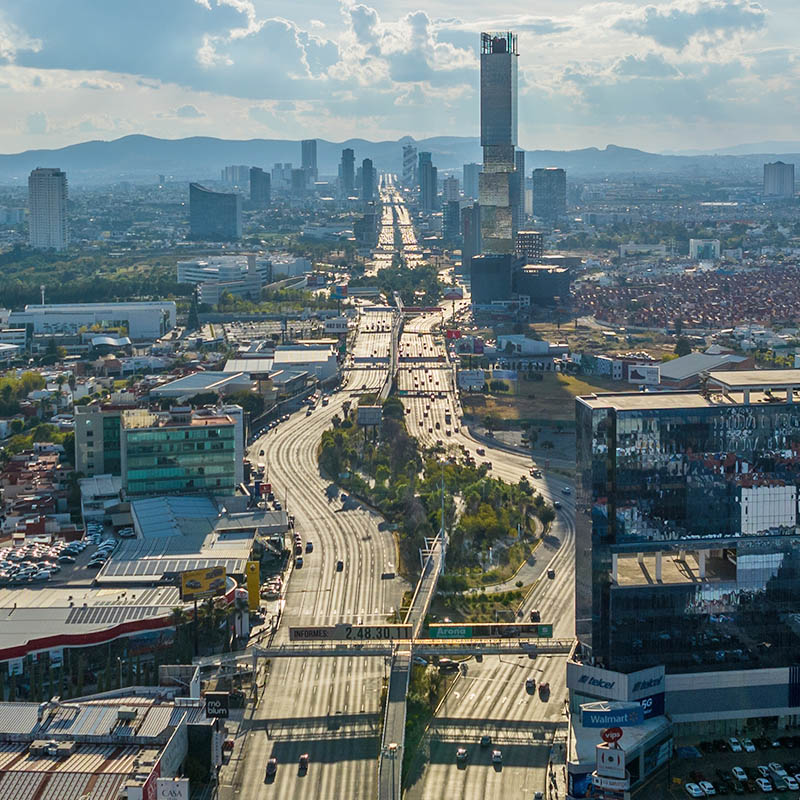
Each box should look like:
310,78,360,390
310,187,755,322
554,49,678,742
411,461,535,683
525,678,536,693
547,568,556,579
336,560,344,571
266,757,277,777
298,753,309,773
684,784,705,798
295,557,303,568
305,541,313,553
456,747,468,764
530,609,541,622
58,555,76,564
553,501,562,510
492,750,502,764
561,486,572,495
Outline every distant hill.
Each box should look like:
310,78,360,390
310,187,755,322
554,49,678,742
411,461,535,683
0,134,797,184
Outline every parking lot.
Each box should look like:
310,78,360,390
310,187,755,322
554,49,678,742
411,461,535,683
668,734,800,797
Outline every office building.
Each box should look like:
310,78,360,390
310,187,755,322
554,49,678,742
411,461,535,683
515,230,544,263
121,406,240,497
442,200,461,244
290,168,307,197
532,167,566,224
361,158,375,203
341,148,355,196
443,176,460,202
479,32,518,255
402,143,417,187
301,138,318,184
189,183,241,240
513,265,570,305
689,238,720,260
460,202,481,274
572,369,800,788
463,163,480,200
419,152,437,213
354,213,378,247
177,254,268,306
763,161,795,197
28,168,68,251
513,149,525,232
9,301,176,341
221,165,249,185
75,403,132,477
271,162,292,191
249,167,271,206
470,253,512,305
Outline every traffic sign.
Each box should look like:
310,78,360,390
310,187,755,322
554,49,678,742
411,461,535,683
289,624,412,642
601,727,623,744
205,691,230,719
427,623,553,639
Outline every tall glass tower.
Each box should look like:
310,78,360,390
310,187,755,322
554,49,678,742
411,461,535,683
479,32,518,255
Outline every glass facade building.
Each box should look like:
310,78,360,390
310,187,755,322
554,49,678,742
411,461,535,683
189,183,242,241
577,373,800,677
121,409,237,497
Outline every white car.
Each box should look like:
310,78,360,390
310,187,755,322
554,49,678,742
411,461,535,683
684,783,705,798
731,766,748,782
757,765,770,778
784,776,799,790
699,781,716,796
742,737,756,752
728,737,743,752
767,762,786,777
755,777,773,793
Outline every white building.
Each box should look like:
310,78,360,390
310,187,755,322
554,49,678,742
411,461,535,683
688,239,720,260
28,168,68,250
269,254,312,278
9,301,176,340
763,161,795,197
272,344,339,381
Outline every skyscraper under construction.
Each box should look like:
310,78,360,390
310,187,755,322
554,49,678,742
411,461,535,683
478,32,519,256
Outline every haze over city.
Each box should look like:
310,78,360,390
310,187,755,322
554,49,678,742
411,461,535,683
1,0,799,152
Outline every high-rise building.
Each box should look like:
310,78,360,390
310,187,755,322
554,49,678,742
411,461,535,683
419,153,437,212
443,176,460,202
532,167,566,224
271,163,292,191
249,167,271,206
512,149,526,233
479,32,518,255
460,202,481,275
121,406,240,497
301,138,318,184
291,168,307,197
515,230,543,263
463,163,480,200
470,253,512,305
189,183,242,240
442,200,461,244
28,168,68,251
221,165,250,185
763,161,795,197
341,148,355,197
402,143,418,187
572,370,800,790
361,158,375,203
75,403,128,477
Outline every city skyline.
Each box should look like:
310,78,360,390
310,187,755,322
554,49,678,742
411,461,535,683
0,0,798,153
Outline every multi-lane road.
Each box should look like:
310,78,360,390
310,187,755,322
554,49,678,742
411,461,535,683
226,186,576,800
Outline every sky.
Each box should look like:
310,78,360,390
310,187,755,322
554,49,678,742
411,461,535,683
0,0,799,154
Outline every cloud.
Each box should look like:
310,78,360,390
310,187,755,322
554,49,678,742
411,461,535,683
0,15,41,63
175,103,204,118
78,77,122,90
26,110,47,134
614,53,679,77
613,0,767,50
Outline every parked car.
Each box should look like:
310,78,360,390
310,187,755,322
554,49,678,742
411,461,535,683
731,767,747,782
755,777,773,792
743,738,756,753
698,781,716,796
684,784,705,798
728,737,743,753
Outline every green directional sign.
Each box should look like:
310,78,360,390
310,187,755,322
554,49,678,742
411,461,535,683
429,624,472,638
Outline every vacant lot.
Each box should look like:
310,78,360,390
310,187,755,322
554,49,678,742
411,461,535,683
462,373,620,422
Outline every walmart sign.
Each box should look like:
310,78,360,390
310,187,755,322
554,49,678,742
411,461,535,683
581,704,644,728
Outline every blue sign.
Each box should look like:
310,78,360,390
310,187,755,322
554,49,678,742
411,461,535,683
639,692,665,720
582,706,644,728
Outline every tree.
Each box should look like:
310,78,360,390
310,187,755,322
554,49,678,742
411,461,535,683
674,336,692,357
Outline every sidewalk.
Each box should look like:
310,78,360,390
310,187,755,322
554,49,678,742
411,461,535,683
547,720,570,799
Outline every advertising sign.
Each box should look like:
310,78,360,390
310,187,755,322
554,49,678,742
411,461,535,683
357,405,383,426
445,329,461,340
289,624,412,642
492,369,518,381
245,561,260,612
639,691,665,719
179,566,227,602
427,623,553,639
204,691,230,719
443,287,464,300
333,284,348,299
567,662,664,704
581,703,644,728
592,773,630,791
601,727,623,744
156,778,190,800
627,365,660,385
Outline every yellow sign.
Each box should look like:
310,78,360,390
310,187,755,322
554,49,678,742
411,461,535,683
246,561,260,611
180,566,227,602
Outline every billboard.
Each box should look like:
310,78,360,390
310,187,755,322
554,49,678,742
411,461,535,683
205,691,230,719
627,365,660,385
443,287,464,300
156,778,189,800
357,405,383,426
332,284,348,299
289,624,412,642
445,329,461,340
179,566,227,602
581,702,644,728
245,561,260,611
473,338,485,355
492,369,518,380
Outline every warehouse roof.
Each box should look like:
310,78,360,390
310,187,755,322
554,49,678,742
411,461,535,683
658,352,748,382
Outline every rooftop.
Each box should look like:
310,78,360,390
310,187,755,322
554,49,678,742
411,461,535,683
658,352,748,382
710,368,800,389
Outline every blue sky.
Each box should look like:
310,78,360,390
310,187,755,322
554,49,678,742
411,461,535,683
0,0,798,153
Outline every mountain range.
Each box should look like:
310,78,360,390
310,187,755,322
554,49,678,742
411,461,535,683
0,135,797,184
